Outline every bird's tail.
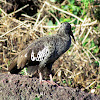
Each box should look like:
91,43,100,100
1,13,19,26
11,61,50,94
0,55,18,74
0,55,21,74
8,55,22,74
8,55,18,72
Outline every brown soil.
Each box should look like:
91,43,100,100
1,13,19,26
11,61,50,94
0,73,100,100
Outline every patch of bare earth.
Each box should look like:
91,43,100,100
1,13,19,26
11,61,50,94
0,73,100,100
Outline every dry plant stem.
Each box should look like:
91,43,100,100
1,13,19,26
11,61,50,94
87,50,99,62
0,39,7,42
8,17,33,29
71,42,92,63
85,81,96,89
21,14,36,21
68,71,82,79
36,16,47,28
79,26,86,38
8,17,24,25
82,47,91,62
8,52,17,55
69,42,78,55
65,68,72,74
40,24,44,35
0,8,7,16
0,0,12,5
8,4,29,17
85,38,93,47
82,27,92,44
89,46,97,51
71,20,97,27
48,11,60,25
75,43,91,61
54,68,72,79
3,50,7,66
69,19,76,23
64,69,73,77
70,18,87,54
42,26,58,28
0,64,7,69
45,1,83,22
79,17,87,38
0,21,27,38
53,69,61,78
93,30,99,35
34,2,46,27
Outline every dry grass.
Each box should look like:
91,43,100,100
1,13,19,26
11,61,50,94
0,0,100,94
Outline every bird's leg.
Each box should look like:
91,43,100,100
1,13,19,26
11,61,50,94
39,72,49,84
39,73,54,85
49,74,63,88
39,71,54,84
39,73,62,87
48,74,59,86
39,72,43,84
49,74,54,84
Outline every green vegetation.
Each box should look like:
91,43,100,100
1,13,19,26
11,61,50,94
35,97,40,100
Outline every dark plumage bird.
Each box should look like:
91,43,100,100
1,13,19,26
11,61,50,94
1,22,75,83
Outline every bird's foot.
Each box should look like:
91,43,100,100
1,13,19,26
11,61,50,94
47,80,63,88
40,80,63,88
47,80,59,86
39,73,62,88
39,79,49,84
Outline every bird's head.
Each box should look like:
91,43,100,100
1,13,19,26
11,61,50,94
59,22,75,42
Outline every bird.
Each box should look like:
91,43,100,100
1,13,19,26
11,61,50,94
0,22,75,84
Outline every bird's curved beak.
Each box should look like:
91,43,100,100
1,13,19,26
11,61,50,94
71,31,75,42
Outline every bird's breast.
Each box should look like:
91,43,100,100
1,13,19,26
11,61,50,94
55,36,71,56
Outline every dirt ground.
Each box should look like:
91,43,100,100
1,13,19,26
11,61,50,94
0,73,100,100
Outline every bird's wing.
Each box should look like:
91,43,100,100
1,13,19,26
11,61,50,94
31,43,53,68
17,47,32,69
17,38,55,68
27,44,54,75
0,55,18,73
4,55,22,74
8,55,18,71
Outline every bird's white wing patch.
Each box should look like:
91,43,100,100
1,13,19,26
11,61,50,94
36,46,49,61
31,46,49,61
31,50,36,61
